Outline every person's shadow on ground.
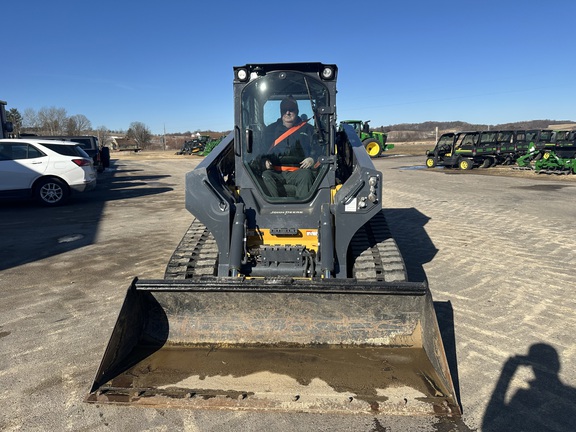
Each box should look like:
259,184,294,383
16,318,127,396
482,343,576,432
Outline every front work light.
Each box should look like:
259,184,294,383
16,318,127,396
321,66,334,80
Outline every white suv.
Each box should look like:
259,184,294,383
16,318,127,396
0,138,97,206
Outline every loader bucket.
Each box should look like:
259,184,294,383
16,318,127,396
86,278,460,416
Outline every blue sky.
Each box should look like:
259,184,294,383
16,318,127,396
3,0,575,135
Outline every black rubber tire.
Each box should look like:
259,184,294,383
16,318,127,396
100,147,111,168
35,177,70,206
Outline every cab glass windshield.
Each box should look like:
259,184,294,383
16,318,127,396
240,71,331,202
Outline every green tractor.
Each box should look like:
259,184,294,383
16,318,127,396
340,120,392,157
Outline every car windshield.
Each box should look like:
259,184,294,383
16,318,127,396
240,70,331,202
436,134,454,148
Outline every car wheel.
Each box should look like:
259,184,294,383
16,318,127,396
35,177,70,206
481,158,493,168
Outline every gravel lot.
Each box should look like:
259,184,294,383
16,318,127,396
1,150,575,431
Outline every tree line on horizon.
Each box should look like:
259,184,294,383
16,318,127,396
376,119,576,142
378,119,576,133
6,106,156,150
7,105,574,147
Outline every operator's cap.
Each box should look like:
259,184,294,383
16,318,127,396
280,96,298,113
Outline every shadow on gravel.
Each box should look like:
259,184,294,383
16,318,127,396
383,207,437,283
384,207,467,424
0,160,174,271
482,343,576,432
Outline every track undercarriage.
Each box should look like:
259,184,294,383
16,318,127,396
165,210,406,283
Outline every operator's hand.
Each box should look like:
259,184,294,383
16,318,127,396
265,159,273,170
300,157,314,169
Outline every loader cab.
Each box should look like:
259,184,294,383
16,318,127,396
233,63,337,202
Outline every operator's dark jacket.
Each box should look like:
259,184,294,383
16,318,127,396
264,117,316,168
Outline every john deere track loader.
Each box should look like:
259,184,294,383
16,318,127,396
86,63,459,416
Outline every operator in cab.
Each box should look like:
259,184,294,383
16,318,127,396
261,96,318,198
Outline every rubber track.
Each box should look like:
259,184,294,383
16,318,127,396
165,211,407,282
349,210,407,282
164,218,218,279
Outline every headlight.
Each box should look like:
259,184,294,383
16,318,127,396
321,66,334,80
236,68,249,82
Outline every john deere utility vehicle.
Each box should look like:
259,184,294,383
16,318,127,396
87,63,459,416
426,131,503,169
425,131,481,169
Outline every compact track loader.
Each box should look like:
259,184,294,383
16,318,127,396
87,63,459,416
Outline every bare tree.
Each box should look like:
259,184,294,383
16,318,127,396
95,125,111,149
126,121,152,149
22,108,39,131
37,106,68,135
66,114,92,135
